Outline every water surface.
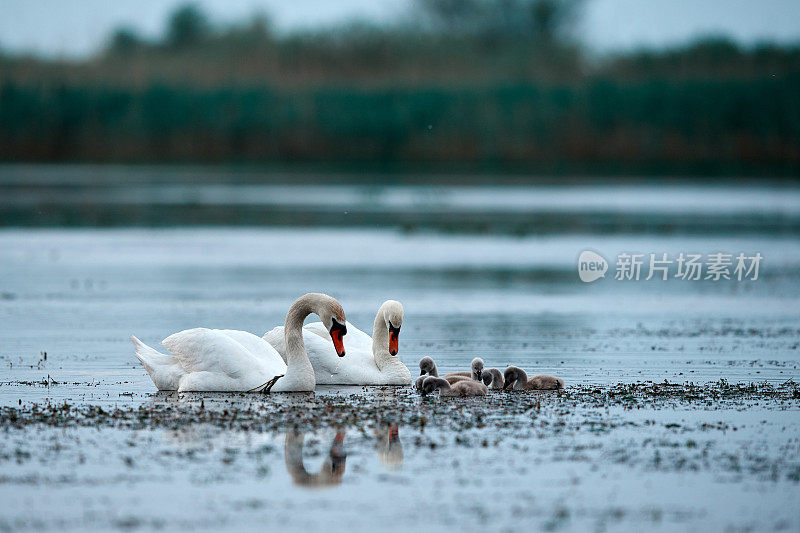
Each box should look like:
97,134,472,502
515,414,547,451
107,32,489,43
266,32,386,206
1,175,799,532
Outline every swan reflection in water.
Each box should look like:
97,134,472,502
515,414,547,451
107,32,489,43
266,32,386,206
286,422,404,487
375,422,403,471
146,394,403,485
284,430,347,487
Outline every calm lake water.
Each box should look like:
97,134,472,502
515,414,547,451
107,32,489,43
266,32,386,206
1,167,799,531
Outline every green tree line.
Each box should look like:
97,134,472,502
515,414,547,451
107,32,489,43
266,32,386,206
1,1,799,174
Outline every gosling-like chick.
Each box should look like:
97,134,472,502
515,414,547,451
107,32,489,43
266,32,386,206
445,374,471,385
421,376,488,397
503,366,564,390
482,368,504,389
418,356,438,377
418,372,467,389
443,357,484,382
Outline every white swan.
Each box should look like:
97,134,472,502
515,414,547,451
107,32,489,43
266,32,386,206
131,293,347,392
264,300,411,385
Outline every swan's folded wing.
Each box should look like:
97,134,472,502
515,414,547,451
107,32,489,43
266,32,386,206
216,329,283,363
162,327,285,380
302,321,329,341
262,326,288,362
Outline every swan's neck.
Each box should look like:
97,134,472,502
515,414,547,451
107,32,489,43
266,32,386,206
371,311,392,370
283,297,316,386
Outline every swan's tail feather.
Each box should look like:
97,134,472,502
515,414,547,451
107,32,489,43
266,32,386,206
131,335,183,391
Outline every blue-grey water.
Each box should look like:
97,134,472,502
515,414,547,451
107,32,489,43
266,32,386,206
1,170,799,532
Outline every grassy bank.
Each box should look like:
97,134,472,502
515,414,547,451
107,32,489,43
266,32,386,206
2,76,799,174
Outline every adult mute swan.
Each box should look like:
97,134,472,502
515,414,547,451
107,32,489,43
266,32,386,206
131,293,347,392
264,300,411,385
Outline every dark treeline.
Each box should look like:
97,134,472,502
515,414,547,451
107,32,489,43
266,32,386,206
1,1,799,175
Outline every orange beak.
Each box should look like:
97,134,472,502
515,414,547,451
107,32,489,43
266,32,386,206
330,327,346,357
389,328,399,356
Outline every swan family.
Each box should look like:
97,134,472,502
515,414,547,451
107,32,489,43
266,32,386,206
131,292,564,394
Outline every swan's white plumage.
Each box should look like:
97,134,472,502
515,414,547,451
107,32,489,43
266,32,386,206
132,293,346,393
264,321,410,385
132,335,183,391
134,328,287,392
215,329,285,363
131,293,346,392
263,324,348,377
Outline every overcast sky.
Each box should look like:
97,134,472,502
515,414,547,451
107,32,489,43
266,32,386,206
1,0,799,58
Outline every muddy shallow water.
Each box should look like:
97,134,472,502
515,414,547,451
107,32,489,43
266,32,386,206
1,383,798,532
1,186,800,532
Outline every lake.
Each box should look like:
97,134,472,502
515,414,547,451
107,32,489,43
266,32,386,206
0,166,799,531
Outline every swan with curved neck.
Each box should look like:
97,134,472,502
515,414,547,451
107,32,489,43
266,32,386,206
279,293,347,391
264,300,411,385
131,293,347,392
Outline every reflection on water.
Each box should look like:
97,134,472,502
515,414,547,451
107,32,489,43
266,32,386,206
285,423,404,487
285,430,347,488
0,171,798,531
375,422,403,471
0,224,798,398
2,166,799,235
158,423,405,489
139,391,406,488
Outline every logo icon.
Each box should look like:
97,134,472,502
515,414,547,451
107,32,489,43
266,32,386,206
578,250,608,283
